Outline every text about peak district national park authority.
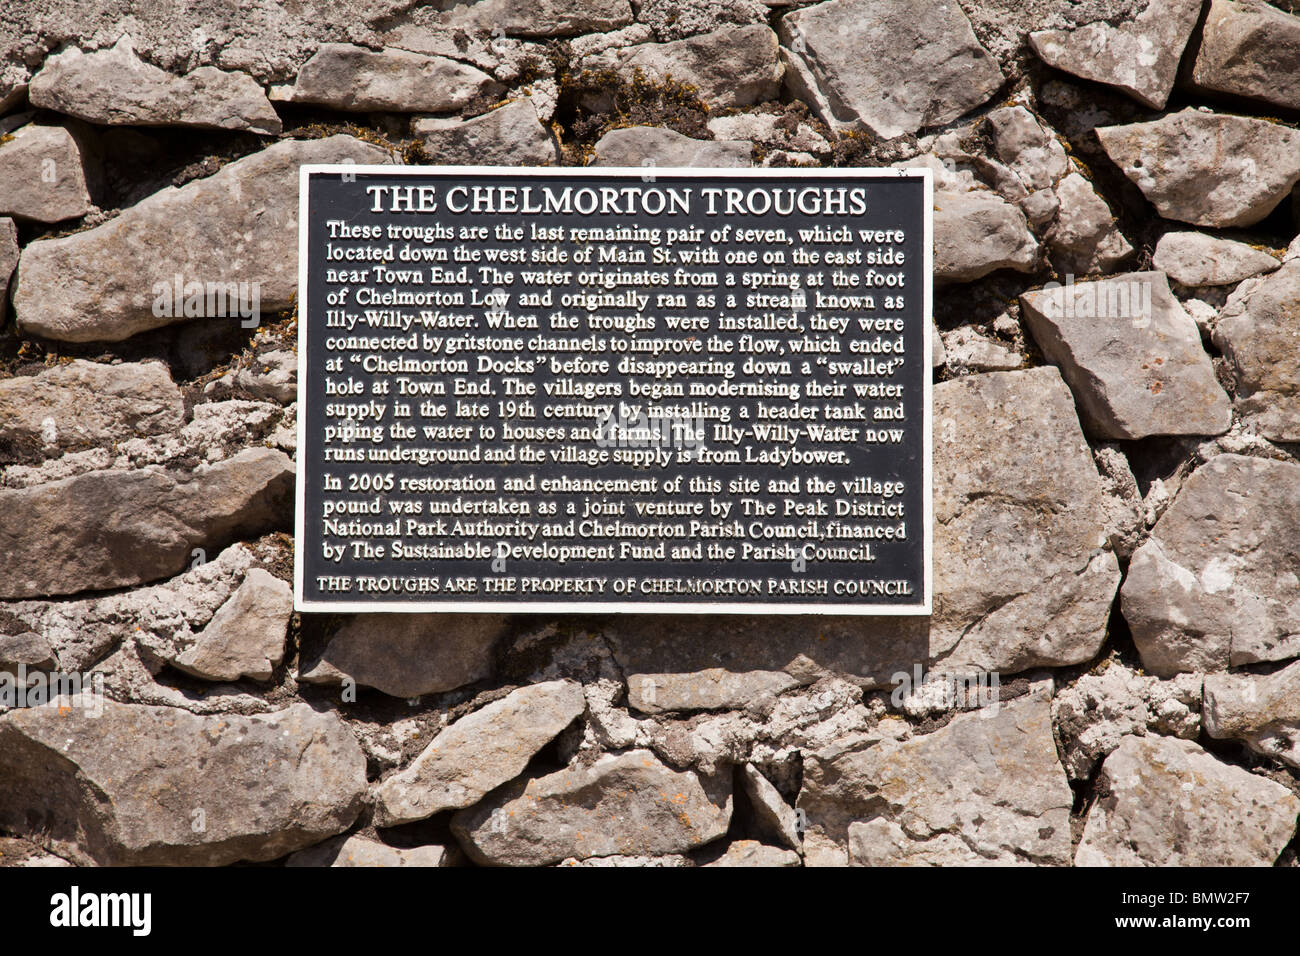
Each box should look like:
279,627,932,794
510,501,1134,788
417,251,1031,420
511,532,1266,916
296,169,931,613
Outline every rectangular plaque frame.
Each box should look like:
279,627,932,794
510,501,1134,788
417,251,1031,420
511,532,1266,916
294,165,932,615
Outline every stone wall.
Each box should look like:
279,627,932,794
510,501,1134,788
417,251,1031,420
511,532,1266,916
1,0,1298,868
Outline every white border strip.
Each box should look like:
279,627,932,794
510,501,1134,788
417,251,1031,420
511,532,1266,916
294,165,934,616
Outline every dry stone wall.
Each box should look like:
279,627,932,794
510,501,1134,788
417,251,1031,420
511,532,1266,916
0,0,1298,868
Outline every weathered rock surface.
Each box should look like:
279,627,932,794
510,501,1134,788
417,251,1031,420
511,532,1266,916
299,613,506,697
803,696,1074,865
931,367,1120,672
1,398,289,490
0,630,57,676
171,568,291,682
374,680,585,826
934,188,1039,282
0,217,15,325
414,99,557,166
1122,454,1300,676
0,699,366,865
590,126,751,167
1076,734,1299,866
13,135,390,342
233,350,297,403
741,764,802,851
1029,0,1203,108
1053,661,1202,780
0,123,93,223
982,105,1070,223
1192,0,1300,112
0,542,257,677
283,44,501,112
580,25,782,109
627,669,798,713
451,750,731,866
706,112,829,157
392,0,632,37
939,326,1022,372
705,840,800,867
1096,110,1300,228
0,360,184,462
1213,260,1300,441
1153,232,1280,287
29,36,281,133
779,0,1003,138
1020,272,1232,439
1047,172,1133,275
287,833,456,867
1204,661,1300,771
0,448,294,599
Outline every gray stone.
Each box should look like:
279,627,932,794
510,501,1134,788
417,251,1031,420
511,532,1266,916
284,44,501,112
0,360,185,462
299,613,505,697
414,99,557,166
955,0,1151,80
0,631,56,678
12,135,391,343
706,112,830,156
1153,231,1280,287
1192,0,1300,112
287,833,456,867
590,126,750,167
558,853,692,867
0,123,92,223
0,217,15,325
234,349,297,403
1096,110,1300,228
1122,454,1300,676
1029,0,1203,108
29,36,281,134
393,0,632,37
939,326,1021,372
1076,735,1300,866
933,189,1038,282
971,106,1130,272
0,542,257,677
803,695,1074,865
171,568,291,682
639,0,768,41
374,680,585,826
1204,661,1300,771
580,25,782,109
627,669,797,713
2,398,289,491
1091,444,1144,559
0,448,294,599
931,321,946,368
1053,660,1201,780
779,0,1003,138
705,840,800,867
986,105,1070,195
1020,272,1232,440
1213,259,1300,441
1047,172,1133,275
741,764,801,851
451,749,731,866
0,699,366,865
931,367,1120,672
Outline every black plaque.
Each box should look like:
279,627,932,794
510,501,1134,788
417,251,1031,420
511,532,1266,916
294,166,932,614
